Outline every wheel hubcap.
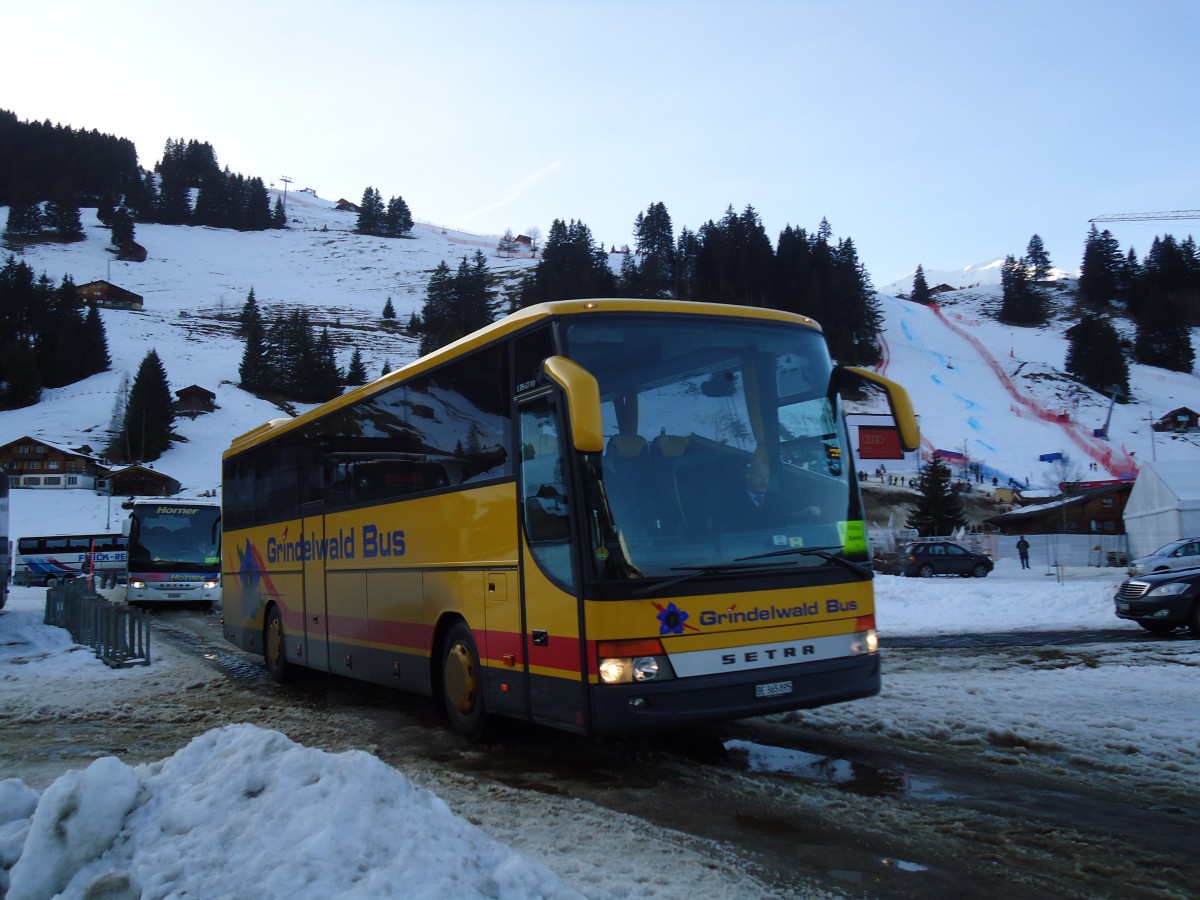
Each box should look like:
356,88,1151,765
444,642,477,714
267,618,283,667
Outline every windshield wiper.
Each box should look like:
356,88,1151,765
631,560,803,598
736,545,873,580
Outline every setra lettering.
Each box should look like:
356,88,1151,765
721,646,808,666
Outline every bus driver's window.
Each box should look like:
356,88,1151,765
520,399,575,589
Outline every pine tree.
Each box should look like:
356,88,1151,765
382,297,396,319
4,183,43,237
37,275,86,388
0,257,47,354
246,177,273,231
629,201,675,297
498,229,518,257
238,314,268,391
1078,225,1124,307
999,254,1046,325
155,153,192,225
827,236,882,365
44,178,84,239
345,347,368,385
356,187,384,235
905,455,966,537
121,169,152,222
238,287,261,338
306,327,342,401
517,218,616,308
96,191,117,227
0,338,41,409
192,168,230,227
383,195,413,236
1065,314,1128,396
1133,285,1195,372
110,205,135,249
1130,234,1198,370
419,261,457,355
1024,234,1051,281
910,264,932,304
82,299,111,376
453,250,497,335
271,196,286,229
121,349,175,461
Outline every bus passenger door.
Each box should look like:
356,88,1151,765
518,395,588,733
301,500,330,672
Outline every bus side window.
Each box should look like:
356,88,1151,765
520,399,575,590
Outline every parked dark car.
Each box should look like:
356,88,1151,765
902,541,993,578
1114,565,1200,636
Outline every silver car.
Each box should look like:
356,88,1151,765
1127,537,1200,576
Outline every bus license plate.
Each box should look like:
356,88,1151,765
755,680,793,699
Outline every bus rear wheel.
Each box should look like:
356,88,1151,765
441,621,491,742
263,605,295,683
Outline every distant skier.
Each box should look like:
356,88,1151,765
1016,536,1031,569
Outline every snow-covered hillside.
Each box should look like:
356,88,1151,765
2,193,1199,541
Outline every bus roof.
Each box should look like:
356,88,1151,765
224,298,823,458
122,498,221,510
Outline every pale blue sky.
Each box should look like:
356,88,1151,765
6,0,1198,285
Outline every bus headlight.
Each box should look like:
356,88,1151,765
849,629,879,654
129,579,146,590
599,657,632,684
632,656,660,681
203,578,219,590
597,639,675,684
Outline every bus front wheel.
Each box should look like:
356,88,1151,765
441,621,491,742
263,605,295,683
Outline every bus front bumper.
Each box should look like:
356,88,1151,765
587,652,880,737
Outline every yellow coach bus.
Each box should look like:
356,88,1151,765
221,299,918,739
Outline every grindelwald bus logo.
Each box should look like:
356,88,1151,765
653,602,699,635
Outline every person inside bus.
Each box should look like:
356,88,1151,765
723,462,821,531
724,463,783,530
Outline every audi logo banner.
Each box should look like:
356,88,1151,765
858,426,903,459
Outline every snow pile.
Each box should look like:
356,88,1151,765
2,725,578,900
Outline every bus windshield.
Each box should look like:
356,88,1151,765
129,504,222,573
563,315,862,582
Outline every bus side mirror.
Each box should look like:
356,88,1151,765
121,517,132,537
542,356,605,453
837,366,921,452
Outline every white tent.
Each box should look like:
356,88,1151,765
1122,460,1200,559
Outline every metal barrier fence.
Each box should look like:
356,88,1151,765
43,580,152,668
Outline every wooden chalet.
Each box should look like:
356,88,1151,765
0,435,107,490
175,384,217,415
107,465,181,498
985,482,1132,535
1153,407,1200,433
76,280,144,311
